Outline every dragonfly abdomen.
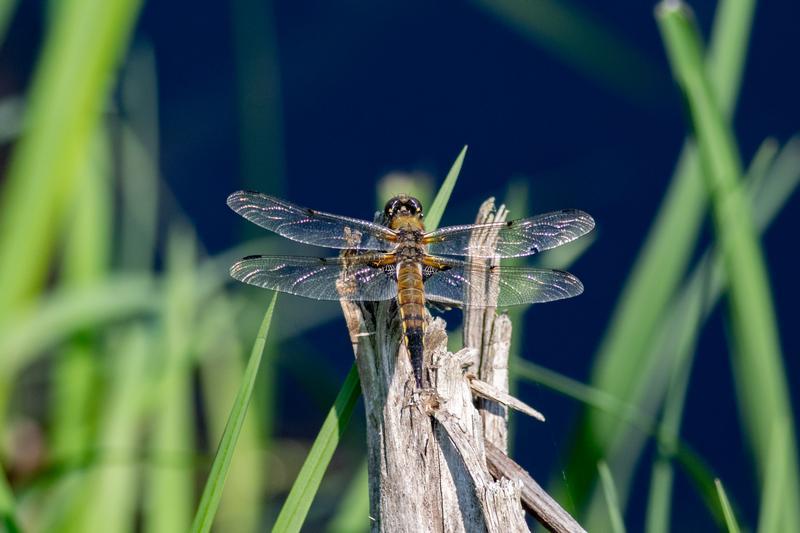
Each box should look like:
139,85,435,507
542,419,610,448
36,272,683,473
396,261,426,386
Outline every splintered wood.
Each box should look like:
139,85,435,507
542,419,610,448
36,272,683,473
339,199,585,533
463,198,511,453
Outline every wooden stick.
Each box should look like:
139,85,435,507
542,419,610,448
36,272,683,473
463,198,511,453
485,440,587,533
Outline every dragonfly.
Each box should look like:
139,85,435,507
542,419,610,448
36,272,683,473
227,191,594,386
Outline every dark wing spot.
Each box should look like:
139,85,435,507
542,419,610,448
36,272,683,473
319,257,328,264
529,245,540,253
507,220,514,227
306,208,316,215
242,254,265,260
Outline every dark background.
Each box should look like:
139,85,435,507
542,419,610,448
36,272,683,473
2,0,797,530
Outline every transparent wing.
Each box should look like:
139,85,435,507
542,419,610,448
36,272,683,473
227,191,397,251
423,209,594,258
422,257,584,308
230,254,398,301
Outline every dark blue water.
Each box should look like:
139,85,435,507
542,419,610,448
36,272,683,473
2,0,798,529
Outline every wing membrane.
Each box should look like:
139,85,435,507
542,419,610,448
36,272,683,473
230,254,397,301
227,191,397,251
423,257,584,308
423,209,594,258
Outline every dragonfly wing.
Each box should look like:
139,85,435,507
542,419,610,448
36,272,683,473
423,257,584,308
227,191,397,251
423,209,594,258
230,254,398,301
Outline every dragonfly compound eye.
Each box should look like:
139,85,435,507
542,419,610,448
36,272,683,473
407,197,423,216
384,196,406,217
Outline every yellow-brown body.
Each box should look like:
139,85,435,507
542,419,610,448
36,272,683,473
388,213,428,385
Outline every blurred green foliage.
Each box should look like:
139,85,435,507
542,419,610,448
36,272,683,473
0,0,797,531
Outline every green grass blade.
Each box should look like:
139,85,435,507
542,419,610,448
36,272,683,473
0,0,141,324
745,138,780,200
0,468,20,533
598,461,626,533
191,293,278,533
657,4,800,530
758,417,789,533
0,0,143,446
231,0,285,196
145,231,199,533
61,327,153,533
425,145,467,231
642,281,705,533
119,44,160,271
643,136,784,533
0,0,18,48
715,479,741,533
564,0,756,513
38,130,114,530
753,137,800,228
51,128,111,461
599,133,800,528
196,293,267,533
704,0,754,113
272,364,360,533
644,459,673,533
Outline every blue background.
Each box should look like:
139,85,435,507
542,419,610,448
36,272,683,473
2,0,798,529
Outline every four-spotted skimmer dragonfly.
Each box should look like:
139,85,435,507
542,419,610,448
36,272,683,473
228,191,594,386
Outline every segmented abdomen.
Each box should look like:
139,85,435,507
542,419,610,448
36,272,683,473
396,261,426,385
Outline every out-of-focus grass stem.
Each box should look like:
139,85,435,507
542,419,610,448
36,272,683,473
643,136,784,533
598,461,626,533
231,0,285,196
144,231,198,533
757,417,789,533
119,43,160,271
0,0,141,322
0,0,143,447
51,129,111,460
715,479,741,533
62,328,152,533
566,0,756,519
0,0,18,47
0,468,20,533
657,2,799,530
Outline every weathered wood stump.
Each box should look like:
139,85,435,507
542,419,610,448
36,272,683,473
340,199,586,533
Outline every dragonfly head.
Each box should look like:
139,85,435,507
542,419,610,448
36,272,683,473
384,195,424,221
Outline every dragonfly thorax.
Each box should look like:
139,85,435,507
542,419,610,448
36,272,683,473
394,240,426,262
